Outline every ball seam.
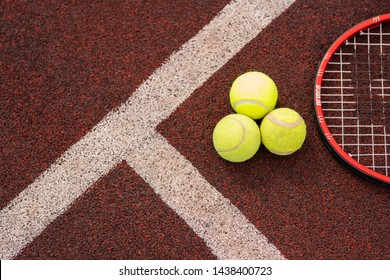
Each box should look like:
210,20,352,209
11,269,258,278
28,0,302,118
266,113,303,128
216,117,246,153
233,99,272,110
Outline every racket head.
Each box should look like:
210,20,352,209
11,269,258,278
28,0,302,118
314,14,390,187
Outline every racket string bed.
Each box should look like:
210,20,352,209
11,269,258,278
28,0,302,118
320,20,390,179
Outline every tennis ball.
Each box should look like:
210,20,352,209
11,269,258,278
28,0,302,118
230,71,278,119
260,108,306,155
213,114,261,162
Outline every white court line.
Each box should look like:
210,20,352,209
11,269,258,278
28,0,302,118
0,0,294,259
125,133,284,259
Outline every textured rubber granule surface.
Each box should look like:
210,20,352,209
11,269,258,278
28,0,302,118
1,0,389,260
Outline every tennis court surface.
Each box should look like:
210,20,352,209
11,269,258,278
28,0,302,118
1,0,389,260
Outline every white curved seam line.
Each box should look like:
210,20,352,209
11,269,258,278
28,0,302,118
216,118,246,153
233,99,272,110
267,114,303,128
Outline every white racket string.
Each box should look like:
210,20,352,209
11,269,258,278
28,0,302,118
321,21,390,177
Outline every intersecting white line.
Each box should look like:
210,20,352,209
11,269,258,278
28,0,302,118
125,132,285,259
0,0,295,259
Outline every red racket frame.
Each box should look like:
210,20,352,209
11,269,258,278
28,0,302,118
314,14,390,187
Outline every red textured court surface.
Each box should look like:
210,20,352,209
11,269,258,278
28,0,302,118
1,0,390,260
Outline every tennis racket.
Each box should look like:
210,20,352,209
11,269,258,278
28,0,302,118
314,14,390,187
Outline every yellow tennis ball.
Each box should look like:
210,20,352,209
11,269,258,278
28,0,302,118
213,114,261,162
229,71,278,119
260,108,306,155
